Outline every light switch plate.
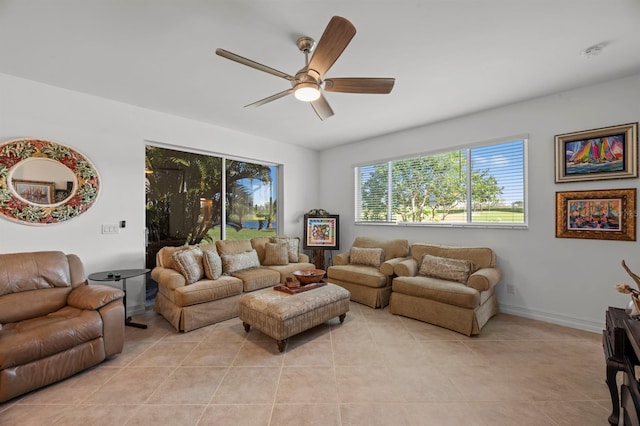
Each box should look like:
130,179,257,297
101,224,119,234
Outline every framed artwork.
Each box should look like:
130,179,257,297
303,214,340,250
556,188,636,241
555,122,638,183
12,179,55,205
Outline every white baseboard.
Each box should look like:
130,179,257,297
498,303,604,334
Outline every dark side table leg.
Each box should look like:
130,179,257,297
606,357,623,425
120,278,147,329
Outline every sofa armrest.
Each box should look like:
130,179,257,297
333,252,350,266
394,258,419,277
380,257,409,276
467,267,502,292
298,252,310,263
68,284,124,310
152,266,187,290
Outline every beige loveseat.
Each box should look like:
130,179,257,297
152,236,315,332
0,251,125,402
389,243,502,336
327,237,410,308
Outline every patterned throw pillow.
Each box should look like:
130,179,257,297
350,247,385,268
418,254,473,284
262,242,289,265
172,247,204,284
221,250,261,274
271,237,300,263
202,249,222,280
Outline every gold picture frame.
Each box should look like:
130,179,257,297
555,122,638,183
556,188,636,241
12,179,55,205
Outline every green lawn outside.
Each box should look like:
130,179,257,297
206,226,277,241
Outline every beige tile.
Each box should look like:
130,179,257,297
125,404,206,426
146,366,227,404
533,400,611,426
211,367,280,404
336,366,403,403
332,339,385,367
340,403,412,426
271,403,340,425
52,403,139,425
83,366,173,404
387,365,462,402
403,402,485,426
276,367,338,403
181,340,244,367
199,404,271,426
330,317,373,341
0,404,70,426
128,341,198,367
284,339,333,366
233,339,285,366
467,401,557,426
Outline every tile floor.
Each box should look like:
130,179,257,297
0,303,611,425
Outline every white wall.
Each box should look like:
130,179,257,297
0,73,319,316
319,72,640,332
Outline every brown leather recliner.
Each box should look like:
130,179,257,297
0,251,125,402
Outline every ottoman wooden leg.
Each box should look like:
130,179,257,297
339,314,346,324
277,339,287,353
243,322,251,333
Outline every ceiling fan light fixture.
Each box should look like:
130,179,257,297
294,82,321,102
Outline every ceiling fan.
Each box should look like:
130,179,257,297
216,16,395,120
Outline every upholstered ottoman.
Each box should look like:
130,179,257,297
238,283,350,352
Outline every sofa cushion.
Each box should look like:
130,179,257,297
327,265,387,288
172,276,243,307
418,254,473,284
392,276,480,309
410,244,495,270
350,247,384,268
351,237,409,262
202,249,222,280
231,267,280,292
172,248,204,284
262,242,289,266
0,287,72,324
0,306,102,369
221,250,260,274
271,236,300,263
157,245,190,270
216,239,253,256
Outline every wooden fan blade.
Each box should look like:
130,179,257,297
324,78,395,94
216,48,294,81
310,94,334,120
307,16,356,79
244,88,293,108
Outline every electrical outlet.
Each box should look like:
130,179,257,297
506,283,515,295
101,224,119,234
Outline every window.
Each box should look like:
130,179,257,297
356,138,526,226
145,146,278,250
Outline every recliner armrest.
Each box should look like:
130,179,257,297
394,258,419,277
67,284,124,310
467,267,502,292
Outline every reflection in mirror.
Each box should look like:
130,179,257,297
0,138,100,225
10,158,77,205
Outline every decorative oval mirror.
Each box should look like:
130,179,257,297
0,138,100,225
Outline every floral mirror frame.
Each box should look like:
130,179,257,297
0,138,100,225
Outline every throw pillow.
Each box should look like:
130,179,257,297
221,250,260,274
202,249,222,280
350,247,385,268
418,254,473,284
172,247,204,284
271,236,300,262
262,242,289,266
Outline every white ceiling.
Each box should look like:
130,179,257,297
1,1,639,151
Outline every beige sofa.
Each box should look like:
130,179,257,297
327,237,410,308
389,243,502,336
0,251,125,402
152,236,315,332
